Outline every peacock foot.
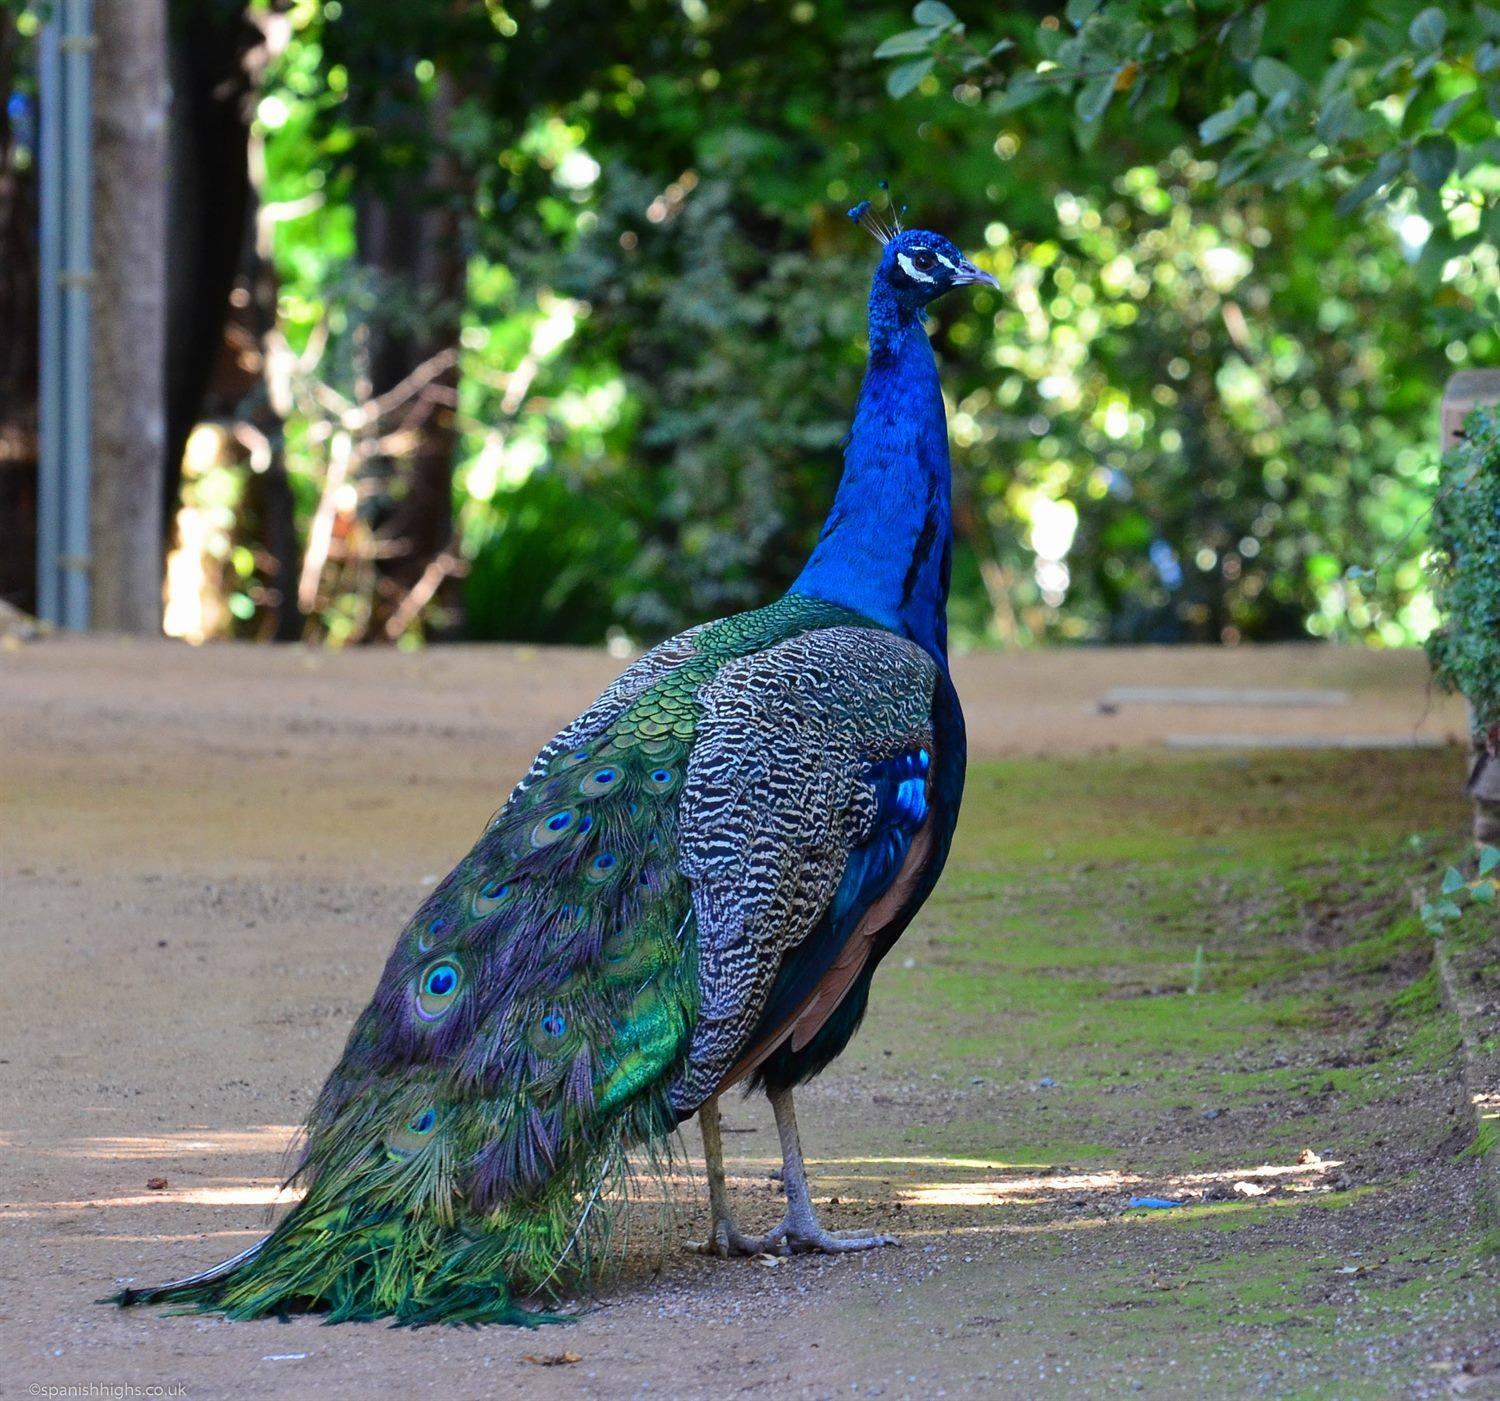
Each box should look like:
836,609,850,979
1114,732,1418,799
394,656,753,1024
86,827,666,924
690,1214,787,1258
695,1210,898,1257
779,1222,900,1254
693,1088,902,1259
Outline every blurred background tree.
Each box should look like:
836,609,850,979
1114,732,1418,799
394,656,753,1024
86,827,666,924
1,0,1494,647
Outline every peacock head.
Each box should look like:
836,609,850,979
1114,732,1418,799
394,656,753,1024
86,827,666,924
850,202,998,314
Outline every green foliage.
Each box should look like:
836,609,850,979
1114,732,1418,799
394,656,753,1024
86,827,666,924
1425,406,1500,736
876,1,1500,295
1419,843,1500,934
178,0,1497,644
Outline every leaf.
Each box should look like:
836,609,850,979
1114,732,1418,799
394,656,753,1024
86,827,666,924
1066,0,1102,24
1036,24,1066,60
1073,111,1103,152
1478,41,1500,74
1472,882,1497,906
1411,134,1457,187
1075,73,1115,125
875,28,937,58
1265,153,1318,190
1437,898,1463,920
1430,94,1470,130
1129,68,1174,114
1378,52,1409,83
1479,844,1500,876
1216,144,1262,185
1200,90,1258,143
1334,170,1386,215
912,0,957,26
1262,87,1295,126
1409,7,1446,50
1441,865,1467,894
1316,90,1357,144
1251,56,1305,101
992,71,1049,112
1334,148,1407,213
1319,52,1355,103
886,57,935,98
1480,3,1500,36
1226,5,1267,63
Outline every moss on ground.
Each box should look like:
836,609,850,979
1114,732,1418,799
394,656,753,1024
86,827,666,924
813,746,1498,1396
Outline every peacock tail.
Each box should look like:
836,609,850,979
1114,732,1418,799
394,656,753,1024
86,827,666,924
116,594,934,1324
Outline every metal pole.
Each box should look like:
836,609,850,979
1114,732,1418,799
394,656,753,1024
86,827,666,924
34,0,93,629
60,0,93,629
36,16,61,624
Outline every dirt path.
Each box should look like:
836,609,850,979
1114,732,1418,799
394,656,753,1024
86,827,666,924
0,639,1493,1399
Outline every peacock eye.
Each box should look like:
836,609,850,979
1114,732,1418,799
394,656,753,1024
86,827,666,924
385,1105,439,1160
416,959,464,1020
528,1004,579,1057
530,808,577,847
579,766,619,797
912,249,937,271
473,877,514,917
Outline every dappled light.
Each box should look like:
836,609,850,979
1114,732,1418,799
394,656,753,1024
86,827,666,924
2,1186,300,1221
63,1128,301,1161
894,1157,1343,1209
14,1128,1345,1229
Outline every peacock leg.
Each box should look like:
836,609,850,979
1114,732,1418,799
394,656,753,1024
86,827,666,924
692,1095,787,1257
767,1084,899,1254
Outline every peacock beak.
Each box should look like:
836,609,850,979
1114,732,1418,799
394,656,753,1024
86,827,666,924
952,258,999,289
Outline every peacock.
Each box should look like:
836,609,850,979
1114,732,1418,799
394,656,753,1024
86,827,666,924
115,203,993,1324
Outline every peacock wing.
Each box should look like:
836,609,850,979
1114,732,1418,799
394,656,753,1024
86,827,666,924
670,624,938,1113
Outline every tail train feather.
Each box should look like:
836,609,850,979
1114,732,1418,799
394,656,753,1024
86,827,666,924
111,1237,269,1308
112,672,701,1325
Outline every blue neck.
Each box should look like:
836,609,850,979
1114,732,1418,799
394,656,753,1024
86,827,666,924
792,287,953,659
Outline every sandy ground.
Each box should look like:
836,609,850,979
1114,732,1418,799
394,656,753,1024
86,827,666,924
0,637,1489,1400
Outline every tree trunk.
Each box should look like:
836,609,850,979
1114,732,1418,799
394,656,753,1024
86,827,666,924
164,4,255,538
355,70,467,640
91,0,168,633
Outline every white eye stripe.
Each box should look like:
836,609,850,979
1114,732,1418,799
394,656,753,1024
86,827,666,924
933,252,959,273
896,252,935,284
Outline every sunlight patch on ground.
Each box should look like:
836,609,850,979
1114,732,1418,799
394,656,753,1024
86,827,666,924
814,1154,1061,1171
1,1184,303,1220
58,1127,301,1159
899,1158,1341,1208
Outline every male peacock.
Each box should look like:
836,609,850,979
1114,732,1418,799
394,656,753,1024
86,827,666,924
116,206,993,1324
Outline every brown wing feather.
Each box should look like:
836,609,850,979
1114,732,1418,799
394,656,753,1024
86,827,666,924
714,816,935,1093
